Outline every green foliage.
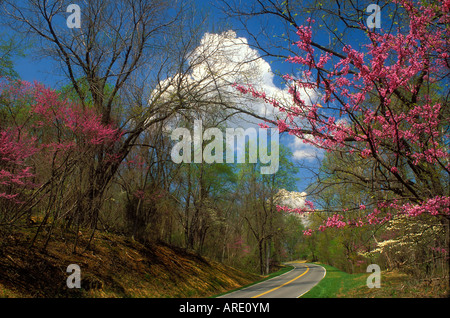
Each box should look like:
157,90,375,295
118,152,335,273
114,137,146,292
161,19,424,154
0,35,24,79
280,214,306,260
59,77,120,108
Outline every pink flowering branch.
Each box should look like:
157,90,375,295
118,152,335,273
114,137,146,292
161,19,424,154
0,79,122,219
234,0,450,235
0,129,37,204
29,82,121,149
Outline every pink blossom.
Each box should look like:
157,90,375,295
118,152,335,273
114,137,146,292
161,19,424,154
277,120,289,133
258,123,270,129
233,0,449,236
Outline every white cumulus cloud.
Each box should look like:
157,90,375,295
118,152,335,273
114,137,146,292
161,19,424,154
155,30,320,161
289,135,321,161
275,189,310,225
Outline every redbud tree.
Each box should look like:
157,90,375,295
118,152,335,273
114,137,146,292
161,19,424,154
0,78,121,235
235,0,450,235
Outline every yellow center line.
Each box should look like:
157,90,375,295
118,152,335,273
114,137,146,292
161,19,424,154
251,265,310,298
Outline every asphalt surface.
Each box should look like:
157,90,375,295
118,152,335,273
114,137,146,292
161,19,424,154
219,262,326,298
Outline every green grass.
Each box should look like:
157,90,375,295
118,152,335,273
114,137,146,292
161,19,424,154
301,263,449,298
301,264,367,298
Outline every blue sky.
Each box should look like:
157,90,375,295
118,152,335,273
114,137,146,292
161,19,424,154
15,55,58,86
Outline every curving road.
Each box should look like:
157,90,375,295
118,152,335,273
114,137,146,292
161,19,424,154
219,262,326,298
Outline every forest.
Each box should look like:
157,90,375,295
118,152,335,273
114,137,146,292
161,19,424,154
0,0,448,298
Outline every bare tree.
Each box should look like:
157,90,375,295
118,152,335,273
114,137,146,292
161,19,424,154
0,0,205,249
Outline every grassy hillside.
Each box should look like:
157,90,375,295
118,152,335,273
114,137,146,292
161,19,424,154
0,230,260,298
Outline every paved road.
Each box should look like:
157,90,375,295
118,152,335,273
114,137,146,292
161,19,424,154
219,262,326,298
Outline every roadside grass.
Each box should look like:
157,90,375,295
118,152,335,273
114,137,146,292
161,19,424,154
301,264,367,298
301,263,449,298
